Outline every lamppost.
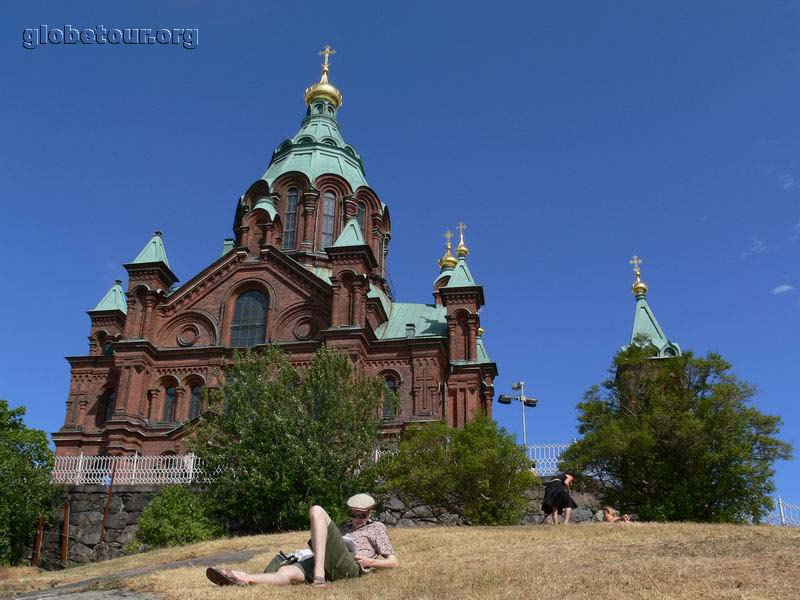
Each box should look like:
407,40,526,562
498,381,537,449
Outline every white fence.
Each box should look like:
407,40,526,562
52,453,208,485
766,497,800,526
526,443,571,476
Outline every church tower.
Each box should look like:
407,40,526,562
625,255,681,357
53,49,498,457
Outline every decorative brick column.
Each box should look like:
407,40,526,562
301,190,319,252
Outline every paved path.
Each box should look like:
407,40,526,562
12,547,264,599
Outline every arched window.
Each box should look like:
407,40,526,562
283,188,298,250
383,377,398,420
231,290,268,347
189,384,203,420
162,386,176,422
98,390,116,426
357,202,367,234
321,191,336,248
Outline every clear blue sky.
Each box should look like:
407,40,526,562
1,2,797,501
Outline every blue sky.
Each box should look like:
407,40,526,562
1,2,798,501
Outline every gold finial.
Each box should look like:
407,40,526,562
305,45,343,108
477,327,485,337
456,221,469,257
319,45,336,81
629,255,648,296
438,230,458,270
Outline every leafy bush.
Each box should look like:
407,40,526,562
559,342,792,523
378,417,533,525
187,346,385,532
129,485,222,551
0,400,58,565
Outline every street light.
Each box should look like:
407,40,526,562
498,381,537,448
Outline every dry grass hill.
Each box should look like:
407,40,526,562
2,522,799,599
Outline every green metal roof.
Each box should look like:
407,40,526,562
374,302,448,340
332,217,366,247
446,257,477,287
131,231,170,267
90,280,128,314
476,336,491,363
263,101,368,191
252,196,278,221
368,283,393,315
628,294,681,358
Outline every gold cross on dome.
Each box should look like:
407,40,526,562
629,255,642,275
319,45,336,72
457,221,467,243
444,230,453,247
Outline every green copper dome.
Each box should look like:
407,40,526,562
263,99,368,191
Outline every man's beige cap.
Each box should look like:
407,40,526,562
346,493,376,510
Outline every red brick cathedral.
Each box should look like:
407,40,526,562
54,49,497,457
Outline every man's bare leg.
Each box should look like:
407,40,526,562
223,565,306,586
309,505,333,581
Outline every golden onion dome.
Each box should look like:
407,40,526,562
632,278,648,296
305,45,343,109
456,221,469,258
629,255,648,296
438,248,458,270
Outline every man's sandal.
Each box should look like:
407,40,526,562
312,575,333,588
206,567,248,586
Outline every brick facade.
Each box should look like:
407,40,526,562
53,76,498,457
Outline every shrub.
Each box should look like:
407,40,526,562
378,417,533,525
129,485,222,551
187,346,386,532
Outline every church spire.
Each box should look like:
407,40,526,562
438,230,458,271
627,255,681,358
456,221,469,258
304,45,343,108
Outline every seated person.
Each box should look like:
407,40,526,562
206,493,398,588
540,473,578,524
601,506,631,523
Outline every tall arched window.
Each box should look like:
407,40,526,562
98,390,116,426
383,377,398,420
189,384,203,420
231,290,268,347
283,188,298,250
162,386,176,422
321,191,336,248
357,202,367,234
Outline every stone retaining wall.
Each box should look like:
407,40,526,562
377,485,601,526
33,483,601,569
33,485,166,570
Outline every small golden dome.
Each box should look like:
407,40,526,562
439,230,458,269
438,248,458,269
477,327,485,337
305,45,343,109
456,221,469,257
629,255,648,296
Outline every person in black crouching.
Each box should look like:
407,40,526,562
540,473,577,524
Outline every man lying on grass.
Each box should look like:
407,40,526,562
206,493,398,588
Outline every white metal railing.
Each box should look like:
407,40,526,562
526,443,571,476
766,496,800,526
52,453,209,485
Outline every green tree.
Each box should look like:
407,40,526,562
559,342,792,523
128,485,222,552
187,346,385,532
378,417,533,525
0,400,59,565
